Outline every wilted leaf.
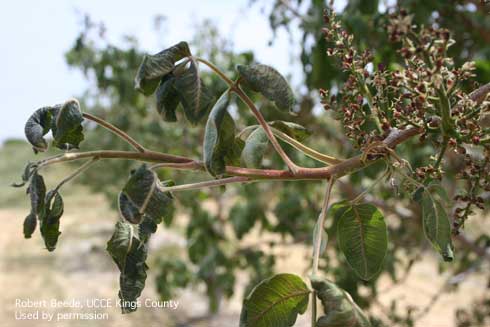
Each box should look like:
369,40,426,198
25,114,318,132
237,63,295,112
419,191,454,261
311,276,371,327
241,127,269,168
174,59,214,124
12,162,37,188
39,190,64,252
135,41,191,95
24,105,61,153
337,203,387,280
27,171,46,216
239,273,310,327
23,212,37,239
119,165,173,224
156,74,180,122
52,99,84,150
107,220,149,314
203,91,240,176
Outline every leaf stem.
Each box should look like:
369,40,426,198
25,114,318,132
271,127,342,165
53,157,99,192
158,176,250,193
312,178,335,276
82,112,146,153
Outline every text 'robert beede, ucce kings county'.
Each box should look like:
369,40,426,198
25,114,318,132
15,298,180,310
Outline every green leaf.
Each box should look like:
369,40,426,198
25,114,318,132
119,165,174,224
337,203,388,280
419,191,454,261
203,91,240,176
52,99,84,150
39,190,64,252
107,220,149,314
23,212,37,239
311,276,371,327
24,105,61,153
135,41,191,95
241,127,269,168
156,74,180,122
237,64,296,112
269,121,311,142
174,59,214,124
27,171,46,216
239,273,310,327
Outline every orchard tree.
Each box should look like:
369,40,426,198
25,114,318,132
13,6,490,327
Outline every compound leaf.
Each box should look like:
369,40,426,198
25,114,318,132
337,203,387,280
311,276,371,327
135,41,191,95
237,63,295,112
239,273,310,327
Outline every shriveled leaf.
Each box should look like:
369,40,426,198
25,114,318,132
39,190,64,252
174,59,214,124
23,212,37,239
241,127,269,168
156,74,180,122
203,91,239,176
24,105,61,153
237,63,295,112
337,203,387,280
107,220,149,314
52,99,84,150
420,191,454,261
239,273,310,327
135,41,191,95
120,165,174,224
12,162,37,188
27,171,46,216
270,121,311,142
311,276,371,327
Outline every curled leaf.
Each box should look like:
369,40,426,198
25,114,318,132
270,121,311,142
174,59,214,124
27,171,46,216
156,74,180,122
311,276,371,327
24,105,61,153
119,165,173,224
135,41,191,95
237,63,296,112
52,98,84,150
40,190,64,252
241,127,269,168
23,212,37,239
240,273,310,327
203,91,240,176
107,220,150,313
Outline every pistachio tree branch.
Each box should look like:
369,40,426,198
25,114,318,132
53,157,99,192
158,176,250,193
82,112,146,152
195,56,302,173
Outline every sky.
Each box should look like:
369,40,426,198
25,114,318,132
0,0,312,143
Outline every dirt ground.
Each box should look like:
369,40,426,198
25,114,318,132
0,189,488,327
